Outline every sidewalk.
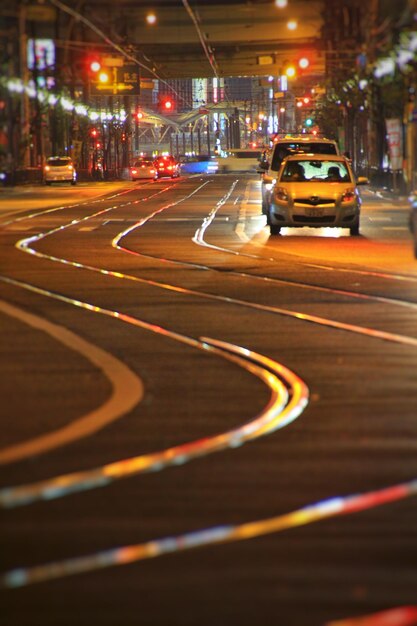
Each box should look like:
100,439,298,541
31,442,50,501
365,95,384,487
367,186,409,203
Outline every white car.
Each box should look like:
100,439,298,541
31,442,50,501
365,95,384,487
218,148,263,173
44,157,77,185
130,159,156,180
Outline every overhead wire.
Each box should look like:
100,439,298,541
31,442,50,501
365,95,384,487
46,0,193,107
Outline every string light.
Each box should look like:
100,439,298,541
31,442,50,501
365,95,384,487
2,76,126,124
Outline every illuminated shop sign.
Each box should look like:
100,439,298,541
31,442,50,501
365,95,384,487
27,39,55,71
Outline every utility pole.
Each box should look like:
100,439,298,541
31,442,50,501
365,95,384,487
19,2,30,167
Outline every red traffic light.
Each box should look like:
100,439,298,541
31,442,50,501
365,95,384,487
298,57,310,70
136,111,144,120
159,96,175,113
90,128,98,138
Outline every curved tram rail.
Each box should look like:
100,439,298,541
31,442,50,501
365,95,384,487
1,177,416,623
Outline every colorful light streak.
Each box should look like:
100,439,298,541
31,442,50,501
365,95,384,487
2,176,417,619
2,478,417,588
326,605,417,626
0,308,308,506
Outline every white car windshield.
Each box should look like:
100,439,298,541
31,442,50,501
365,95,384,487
280,160,351,183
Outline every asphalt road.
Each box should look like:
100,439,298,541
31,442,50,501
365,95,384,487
1,175,417,626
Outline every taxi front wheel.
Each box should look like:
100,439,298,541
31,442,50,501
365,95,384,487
270,224,281,235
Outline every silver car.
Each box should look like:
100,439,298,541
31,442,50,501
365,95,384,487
44,156,77,185
267,154,368,236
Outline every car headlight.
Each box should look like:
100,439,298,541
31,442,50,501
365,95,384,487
274,186,289,201
341,189,355,203
409,194,417,208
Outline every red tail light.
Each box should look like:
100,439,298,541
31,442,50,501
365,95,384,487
131,169,137,175
167,165,173,170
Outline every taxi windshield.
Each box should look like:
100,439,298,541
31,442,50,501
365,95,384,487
280,160,351,183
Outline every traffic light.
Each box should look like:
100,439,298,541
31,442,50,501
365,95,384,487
135,111,144,120
304,117,314,127
160,96,175,113
284,65,296,79
89,128,98,138
90,60,101,73
87,56,102,75
98,70,110,84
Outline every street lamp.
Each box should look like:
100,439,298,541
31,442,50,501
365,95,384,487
146,13,157,25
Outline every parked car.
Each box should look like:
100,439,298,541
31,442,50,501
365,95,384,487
218,148,263,173
130,159,156,180
408,191,417,258
266,153,368,236
153,155,181,179
44,156,77,185
261,134,339,214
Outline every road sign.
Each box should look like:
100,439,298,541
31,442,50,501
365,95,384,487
26,5,57,21
102,57,124,67
90,64,140,96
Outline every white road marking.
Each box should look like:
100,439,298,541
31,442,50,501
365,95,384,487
234,182,251,243
0,299,144,464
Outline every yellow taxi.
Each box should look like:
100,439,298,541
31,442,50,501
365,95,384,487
267,154,368,236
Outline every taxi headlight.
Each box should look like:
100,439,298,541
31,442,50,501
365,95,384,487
341,189,355,203
275,186,289,201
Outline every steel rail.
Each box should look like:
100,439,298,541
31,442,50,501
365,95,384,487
6,180,417,352
0,273,308,507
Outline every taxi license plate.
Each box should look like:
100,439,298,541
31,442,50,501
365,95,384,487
306,208,324,217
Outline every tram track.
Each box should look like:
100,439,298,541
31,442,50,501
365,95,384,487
1,176,416,622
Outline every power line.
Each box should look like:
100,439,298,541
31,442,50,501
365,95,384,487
46,0,193,107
